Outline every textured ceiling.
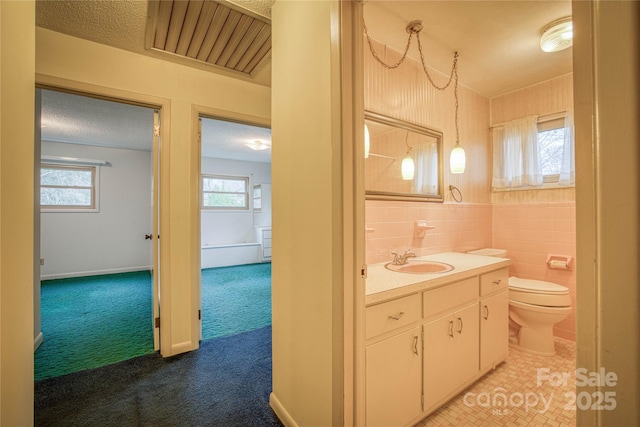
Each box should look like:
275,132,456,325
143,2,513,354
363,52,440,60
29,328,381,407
36,0,273,86
40,89,153,151
40,89,271,163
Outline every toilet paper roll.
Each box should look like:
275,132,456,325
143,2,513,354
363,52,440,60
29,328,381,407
549,260,568,270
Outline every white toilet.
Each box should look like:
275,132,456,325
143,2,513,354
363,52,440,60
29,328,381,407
508,277,571,356
467,248,572,356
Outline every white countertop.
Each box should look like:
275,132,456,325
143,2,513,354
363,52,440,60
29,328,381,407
366,252,511,305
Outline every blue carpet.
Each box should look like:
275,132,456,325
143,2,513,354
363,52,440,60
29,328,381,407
36,264,273,380
35,326,282,427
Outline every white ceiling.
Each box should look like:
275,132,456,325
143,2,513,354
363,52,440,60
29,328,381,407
37,0,572,162
363,0,573,98
40,89,272,163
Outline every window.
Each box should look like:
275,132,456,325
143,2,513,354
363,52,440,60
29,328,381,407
253,185,262,211
41,164,98,211
492,112,574,190
202,175,249,210
537,118,565,183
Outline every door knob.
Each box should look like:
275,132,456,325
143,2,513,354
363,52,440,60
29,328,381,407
145,234,153,240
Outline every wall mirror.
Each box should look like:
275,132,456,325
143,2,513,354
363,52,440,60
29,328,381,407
365,111,444,202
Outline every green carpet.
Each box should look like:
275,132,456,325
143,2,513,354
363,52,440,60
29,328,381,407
35,263,272,381
201,262,272,341
35,271,155,381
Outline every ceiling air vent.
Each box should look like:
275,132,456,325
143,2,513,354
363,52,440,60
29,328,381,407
145,0,271,78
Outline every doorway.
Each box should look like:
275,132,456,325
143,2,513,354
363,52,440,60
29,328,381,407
198,115,272,342
35,88,160,379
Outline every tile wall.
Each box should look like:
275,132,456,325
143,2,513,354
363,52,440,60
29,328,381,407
365,201,492,264
492,202,577,341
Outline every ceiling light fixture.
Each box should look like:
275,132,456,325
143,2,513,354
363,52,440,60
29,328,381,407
245,140,270,151
540,17,573,52
364,19,465,174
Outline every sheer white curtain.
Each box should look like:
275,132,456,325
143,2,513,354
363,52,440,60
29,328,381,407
559,109,575,185
413,143,438,194
492,115,542,188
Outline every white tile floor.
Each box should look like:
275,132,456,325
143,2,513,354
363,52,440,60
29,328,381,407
415,339,577,427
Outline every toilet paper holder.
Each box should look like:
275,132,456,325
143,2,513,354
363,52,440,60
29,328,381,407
546,254,572,270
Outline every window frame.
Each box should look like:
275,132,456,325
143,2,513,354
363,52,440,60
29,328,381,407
537,116,566,185
40,163,99,212
201,174,250,211
253,184,263,212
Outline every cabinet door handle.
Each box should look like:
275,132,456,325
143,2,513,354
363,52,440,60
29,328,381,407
388,312,404,320
483,305,489,320
448,320,454,337
493,279,502,285
457,317,463,334
412,335,419,355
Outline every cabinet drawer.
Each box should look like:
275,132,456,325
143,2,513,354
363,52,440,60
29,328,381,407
480,268,509,296
263,248,272,258
262,229,272,239
423,277,478,319
366,294,421,340
263,238,272,249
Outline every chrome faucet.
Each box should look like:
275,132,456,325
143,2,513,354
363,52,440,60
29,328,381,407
391,249,416,265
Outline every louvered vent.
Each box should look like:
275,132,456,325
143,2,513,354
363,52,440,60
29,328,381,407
146,0,271,77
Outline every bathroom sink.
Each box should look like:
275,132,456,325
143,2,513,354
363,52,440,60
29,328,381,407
385,260,454,274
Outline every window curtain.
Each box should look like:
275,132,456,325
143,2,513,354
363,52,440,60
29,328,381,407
559,109,575,185
492,115,542,188
412,143,439,194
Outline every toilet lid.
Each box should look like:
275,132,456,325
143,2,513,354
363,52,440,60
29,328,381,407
509,277,569,294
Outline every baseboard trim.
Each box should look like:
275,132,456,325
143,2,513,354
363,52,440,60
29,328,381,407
34,332,44,351
270,392,298,427
40,266,152,281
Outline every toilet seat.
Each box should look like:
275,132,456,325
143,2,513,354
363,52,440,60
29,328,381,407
509,299,572,314
508,277,571,307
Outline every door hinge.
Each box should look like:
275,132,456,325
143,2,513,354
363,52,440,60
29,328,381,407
155,317,160,328
360,264,368,279
198,309,201,320
153,124,160,137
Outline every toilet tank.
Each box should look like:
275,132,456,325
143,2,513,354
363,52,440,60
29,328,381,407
467,248,507,257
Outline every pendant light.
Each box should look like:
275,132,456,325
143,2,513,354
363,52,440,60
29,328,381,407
401,132,414,180
364,124,370,159
449,55,465,174
401,156,415,180
364,21,466,175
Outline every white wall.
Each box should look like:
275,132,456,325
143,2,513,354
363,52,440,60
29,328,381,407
201,156,270,246
40,141,152,279
270,1,348,425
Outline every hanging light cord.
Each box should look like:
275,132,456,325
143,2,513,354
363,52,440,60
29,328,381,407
363,19,461,146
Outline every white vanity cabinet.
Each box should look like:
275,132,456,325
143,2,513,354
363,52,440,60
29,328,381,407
365,256,511,427
479,268,509,371
422,276,479,411
365,327,422,427
365,294,422,427
423,302,479,410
